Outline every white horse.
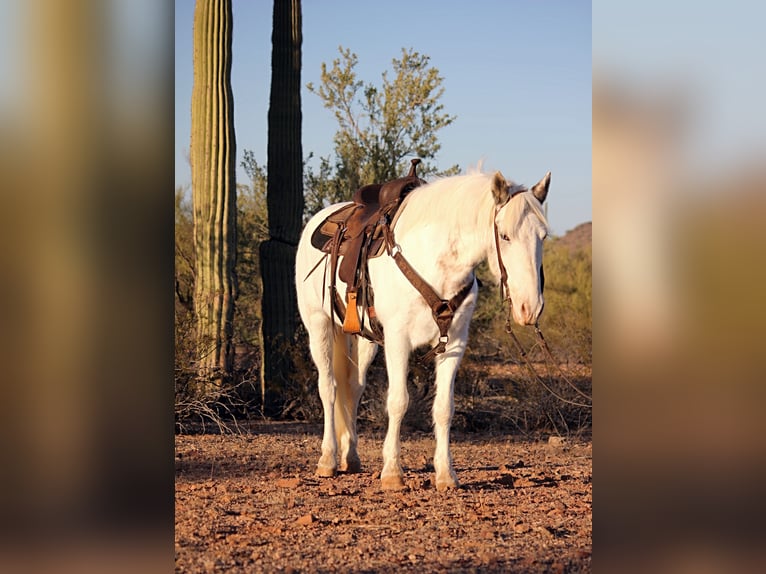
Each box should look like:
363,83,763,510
295,168,551,490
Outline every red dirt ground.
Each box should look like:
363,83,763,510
175,423,591,573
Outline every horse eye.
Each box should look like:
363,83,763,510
500,233,510,242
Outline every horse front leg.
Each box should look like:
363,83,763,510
380,335,410,490
432,338,469,491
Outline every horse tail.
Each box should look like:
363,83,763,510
332,328,353,445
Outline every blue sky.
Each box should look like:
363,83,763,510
175,1,592,235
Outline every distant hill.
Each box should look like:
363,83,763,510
554,222,591,252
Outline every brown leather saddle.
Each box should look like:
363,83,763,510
310,159,426,337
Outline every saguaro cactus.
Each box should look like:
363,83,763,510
260,0,304,412
191,0,237,392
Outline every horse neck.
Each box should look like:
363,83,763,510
395,176,496,275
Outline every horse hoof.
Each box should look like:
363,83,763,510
380,475,406,491
315,465,336,478
436,477,459,492
339,459,361,473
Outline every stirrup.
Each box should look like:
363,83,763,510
342,292,362,334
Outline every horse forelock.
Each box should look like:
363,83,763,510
499,191,549,240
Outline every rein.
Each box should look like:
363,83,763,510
501,305,592,409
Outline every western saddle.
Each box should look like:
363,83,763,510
308,158,474,360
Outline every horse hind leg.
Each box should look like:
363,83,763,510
332,333,355,472
335,337,377,473
307,314,339,478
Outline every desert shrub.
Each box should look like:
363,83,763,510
174,301,258,434
272,325,324,422
537,240,592,363
234,152,269,349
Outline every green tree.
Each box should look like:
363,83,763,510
190,0,237,393
305,46,458,216
260,0,304,413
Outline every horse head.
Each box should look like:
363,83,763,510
490,170,551,325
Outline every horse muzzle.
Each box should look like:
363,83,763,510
512,299,544,326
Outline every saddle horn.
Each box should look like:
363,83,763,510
407,158,422,178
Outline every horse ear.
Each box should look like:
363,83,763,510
532,171,551,203
491,171,509,206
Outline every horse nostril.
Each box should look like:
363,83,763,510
520,302,527,317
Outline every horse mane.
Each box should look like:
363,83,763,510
395,172,498,239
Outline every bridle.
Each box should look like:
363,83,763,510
493,197,544,325
493,190,536,344
492,187,526,307
493,213,511,304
